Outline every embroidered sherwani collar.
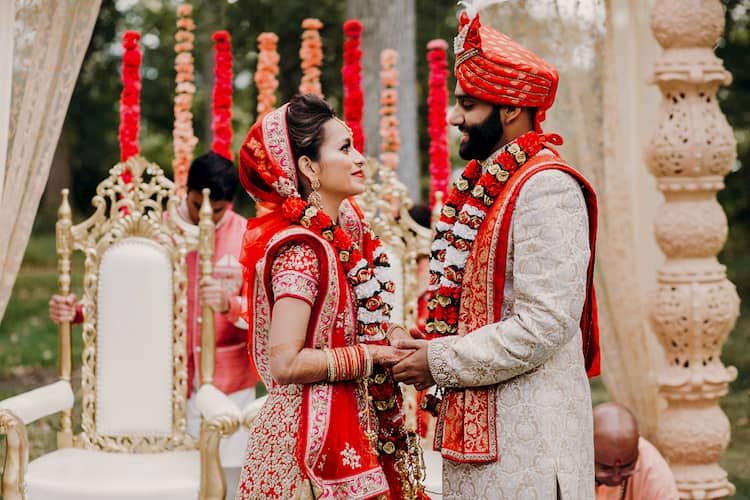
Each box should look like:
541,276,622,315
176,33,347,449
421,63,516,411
479,145,506,173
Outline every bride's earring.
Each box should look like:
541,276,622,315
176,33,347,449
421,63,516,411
308,177,322,208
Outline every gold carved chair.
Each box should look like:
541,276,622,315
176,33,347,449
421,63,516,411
356,159,431,331
0,157,240,500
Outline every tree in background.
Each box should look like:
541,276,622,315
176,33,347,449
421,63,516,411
41,0,748,253
717,0,750,263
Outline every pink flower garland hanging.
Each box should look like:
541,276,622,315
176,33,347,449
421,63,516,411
255,32,280,120
119,30,141,169
426,39,450,209
342,19,365,153
379,49,400,171
211,30,234,161
172,4,197,195
299,18,324,97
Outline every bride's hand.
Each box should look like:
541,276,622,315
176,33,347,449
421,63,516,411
368,344,416,368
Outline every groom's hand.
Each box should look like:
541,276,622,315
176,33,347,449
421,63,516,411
391,339,435,391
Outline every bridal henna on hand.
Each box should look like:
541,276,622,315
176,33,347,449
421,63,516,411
391,338,435,390
369,344,415,367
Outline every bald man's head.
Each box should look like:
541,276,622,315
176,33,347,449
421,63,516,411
593,402,640,486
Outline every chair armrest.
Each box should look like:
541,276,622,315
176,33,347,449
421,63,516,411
241,395,267,430
195,384,241,429
0,410,28,500
0,381,74,425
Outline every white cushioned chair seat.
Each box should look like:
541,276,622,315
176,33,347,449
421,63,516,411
26,448,200,500
423,449,443,499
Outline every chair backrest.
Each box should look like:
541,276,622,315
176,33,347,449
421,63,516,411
356,159,432,434
59,156,211,453
356,159,432,330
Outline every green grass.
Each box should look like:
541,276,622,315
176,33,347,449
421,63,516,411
1,233,748,495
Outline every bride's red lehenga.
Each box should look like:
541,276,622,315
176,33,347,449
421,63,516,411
235,104,424,499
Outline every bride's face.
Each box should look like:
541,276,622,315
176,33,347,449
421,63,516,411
314,119,367,199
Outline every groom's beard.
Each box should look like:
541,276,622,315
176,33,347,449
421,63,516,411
458,106,504,161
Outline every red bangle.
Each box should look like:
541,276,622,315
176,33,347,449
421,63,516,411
73,303,84,324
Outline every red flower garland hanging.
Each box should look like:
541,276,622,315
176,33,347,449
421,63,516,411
379,49,399,171
299,18,324,97
211,30,234,161
342,19,365,153
119,31,141,165
172,3,197,195
255,32,280,120
426,39,450,209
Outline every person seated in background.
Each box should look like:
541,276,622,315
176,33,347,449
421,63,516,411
48,151,258,494
594,402,679,500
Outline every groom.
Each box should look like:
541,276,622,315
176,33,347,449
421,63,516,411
392,9,600,499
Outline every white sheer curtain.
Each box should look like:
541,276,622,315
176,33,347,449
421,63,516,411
482,0,664,437
0,0,102,321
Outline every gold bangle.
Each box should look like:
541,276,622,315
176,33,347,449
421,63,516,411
385,324,405,341
324,347,335,382
361,344,373,378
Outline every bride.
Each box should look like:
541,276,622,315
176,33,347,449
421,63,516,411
235,94,426,499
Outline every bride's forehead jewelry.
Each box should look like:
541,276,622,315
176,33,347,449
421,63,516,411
333,116,354,138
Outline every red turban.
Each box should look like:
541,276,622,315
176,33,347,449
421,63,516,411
454,11,559,133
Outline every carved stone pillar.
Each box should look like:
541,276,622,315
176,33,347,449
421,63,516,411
645,1,740,498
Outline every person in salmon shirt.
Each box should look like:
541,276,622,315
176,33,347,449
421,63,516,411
595,402,679,500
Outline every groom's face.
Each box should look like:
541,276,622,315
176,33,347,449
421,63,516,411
448,84,504,161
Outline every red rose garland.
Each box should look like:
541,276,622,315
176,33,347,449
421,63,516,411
255,32,280,120
281,195,424,497
299,18,324,97
211,30,234,161
342,19,365,153
425,131,544,337
119,31,141,166
426,39,450,209
379,49,399,171
172,4,197,195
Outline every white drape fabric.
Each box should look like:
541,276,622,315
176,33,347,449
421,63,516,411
0,1,15,197
0,0,101,321
482,0,664,437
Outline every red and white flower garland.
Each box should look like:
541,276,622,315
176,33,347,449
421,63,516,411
172,4,197,195
342,19,365,153
379,49,399,171
119,30,141,170
426,39,450,209
255,32,280,120
211,30,234,160
426,131,544,336
299,18,324,97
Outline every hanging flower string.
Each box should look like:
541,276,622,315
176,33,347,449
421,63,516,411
426,39,450,209
298,18,324,97
342,19,365,153
426,131,544,337
379,49,400,171
172,4,197,195
119,30,141,180
255,32,280,120
211,30,234,160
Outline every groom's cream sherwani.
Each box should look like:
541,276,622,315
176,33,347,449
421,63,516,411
428,157,596,500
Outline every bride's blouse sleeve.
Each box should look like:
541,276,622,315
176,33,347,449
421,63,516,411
270,242,320,306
